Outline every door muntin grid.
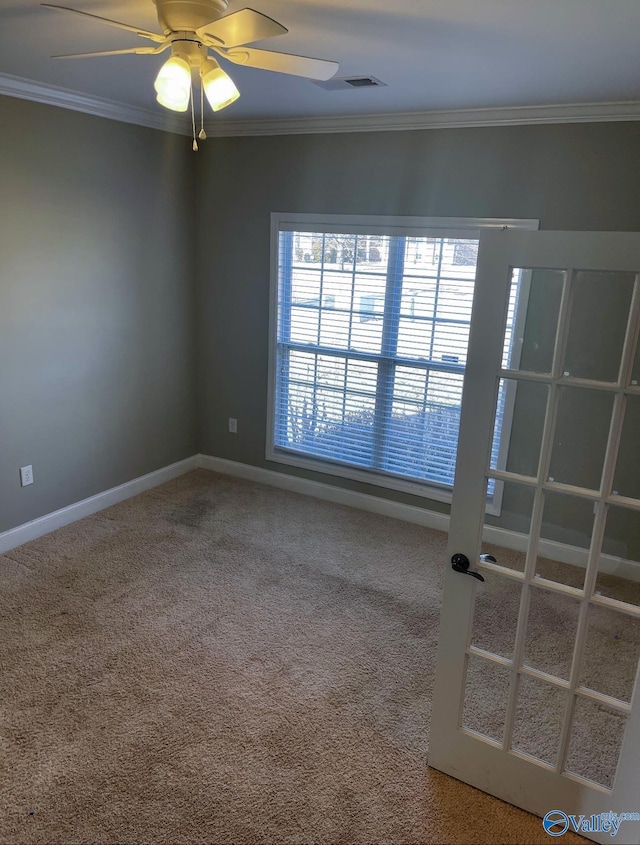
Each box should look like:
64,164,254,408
462,267,640,791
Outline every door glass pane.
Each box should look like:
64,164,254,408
523,587,580,681
503,269,565,374
541,489,595,549
612,396,640,500
548,387,614,491
471,572,522,659
565,697,626,789
595,506,640,607
480,544,527,574
511,674,565,766
563,272,635,383
535,491,595,589
580,605,640,703
462,655,510,743
484,479,535,573
490,380,548,478
535,556,585,591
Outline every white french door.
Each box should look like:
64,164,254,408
430,231,640,844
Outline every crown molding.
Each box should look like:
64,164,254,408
2,71,640,138
0,71,191,136
205,100,640,137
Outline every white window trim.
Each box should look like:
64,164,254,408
266,213,539,509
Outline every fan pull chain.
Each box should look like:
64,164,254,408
199,83,207,140
190,77,198,151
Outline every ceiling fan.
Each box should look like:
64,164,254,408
43,0,339,146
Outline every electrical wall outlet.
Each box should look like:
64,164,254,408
20,465,34,487
228,417,238,434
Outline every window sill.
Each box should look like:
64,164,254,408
267,445,455,505
266,446,502,516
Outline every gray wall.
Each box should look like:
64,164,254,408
0,97,198,533
195,122,640,521
3,107,639,545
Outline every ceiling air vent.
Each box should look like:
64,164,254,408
313,76,387,91
345,76,384,88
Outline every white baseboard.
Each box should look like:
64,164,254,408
198,455,640,583
3,452,638,585
0,456,199,554
197,454,451,532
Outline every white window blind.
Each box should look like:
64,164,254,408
269,218,532,501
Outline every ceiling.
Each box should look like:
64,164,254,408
2,0,640,131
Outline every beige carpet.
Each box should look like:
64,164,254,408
0,470,594,844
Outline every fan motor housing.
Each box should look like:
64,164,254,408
153,0,228,34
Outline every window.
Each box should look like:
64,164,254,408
268,215,538,505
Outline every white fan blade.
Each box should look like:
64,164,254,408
41,4,166,43
196,8,287,48
52,44,169,59
216,46,338,81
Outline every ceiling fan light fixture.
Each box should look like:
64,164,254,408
45,0,340,137
202,57,240,112
154,54,191,112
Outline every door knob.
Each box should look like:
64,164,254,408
451,553,485,582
